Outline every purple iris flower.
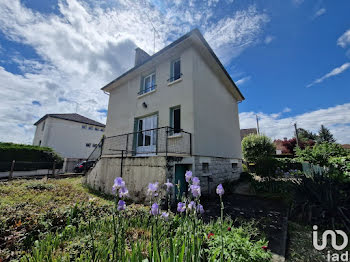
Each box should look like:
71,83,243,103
112,177,125,193
197,204,204,214
118,186,129,198
185,170,192,183
117,200,126,211
190,184,201,197
164,179,174,191
177,202,186,213
188,201,196,210
192,177,200,186
147,182,159,196
216,184,224,196
150,203,159,216
161,212,169,221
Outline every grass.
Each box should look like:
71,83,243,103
0,177,272,262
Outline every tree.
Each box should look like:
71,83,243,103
297,128,317,142
282,137,315,156
317,125,336,143
242,134,276,163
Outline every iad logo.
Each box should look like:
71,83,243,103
313,225,349,261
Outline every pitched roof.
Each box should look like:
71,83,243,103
101,28,244,101
34,113,105,127
342,144,350,150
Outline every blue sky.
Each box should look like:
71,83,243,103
0,0,349,144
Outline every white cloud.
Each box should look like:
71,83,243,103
313,8,326,19
338,29,350,48
240,103,350,144
306,62,350,87
282,107,291,113
292,0,304,6
264,35,274,44
0,0,269,144
236,76,251,85
204,6,269,63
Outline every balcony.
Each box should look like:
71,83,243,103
88,127,192,161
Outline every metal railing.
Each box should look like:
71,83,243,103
137,85,157,96
167,73,183,82
88,126,192,161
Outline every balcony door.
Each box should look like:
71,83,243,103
136,114,157,155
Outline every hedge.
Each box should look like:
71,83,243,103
0,142,63,171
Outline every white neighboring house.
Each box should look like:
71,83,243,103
85,29,245,200
33,113,105,159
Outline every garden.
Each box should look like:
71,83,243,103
1,125,349,262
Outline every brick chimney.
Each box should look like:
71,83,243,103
134,47,150,67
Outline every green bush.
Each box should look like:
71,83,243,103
295,142,348,167
328,155,350,177
0,142,63,171
242,134,276,163
204,218,271,262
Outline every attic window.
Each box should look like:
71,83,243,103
169,58,182,82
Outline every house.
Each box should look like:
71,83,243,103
240,128,257,141
274,138,290,155
33,113,105,159
85,29,244,200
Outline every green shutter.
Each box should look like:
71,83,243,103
140,76,144,93
170,61,174,80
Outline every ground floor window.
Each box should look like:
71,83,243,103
170,106,181,134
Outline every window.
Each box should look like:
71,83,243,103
86,143,91,147
232,163,238,168
202,163,209,173
170,106,181,134
139,73,156,95
82,125,86,129
95,127,99,131
39,140,41,146
41,121,45,131
170,58,181,82
93,144,97,147
88,126,93,130
100,128,104,132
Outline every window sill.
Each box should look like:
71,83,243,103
167,78,182,86
137,89,156,99
168,133,182,139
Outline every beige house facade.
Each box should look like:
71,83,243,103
85,29,245,201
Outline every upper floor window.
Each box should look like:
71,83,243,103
139,73,156,95
88,126,93,130
86,143,91,147
95,127,99,131
169,58,181,82
82,125,87,129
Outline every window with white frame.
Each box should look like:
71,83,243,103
170,58,181,82
139,73,156,95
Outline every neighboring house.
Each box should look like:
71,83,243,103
342,144,350,150
274,138,290,155
240,128,257,141
33,113,105,159
85,29,244,201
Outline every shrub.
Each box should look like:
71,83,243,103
0,142,63,171
242,134,276,163
204,218,271,262
295,142,348,167
328,156,350,177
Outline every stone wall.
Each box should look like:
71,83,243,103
193,156,241,195
84,156,168,202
